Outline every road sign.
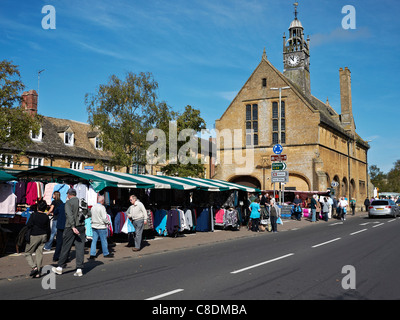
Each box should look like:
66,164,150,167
273,144,283,155
331,181,339,188
271,154,287,162
271,170,289,183
272,162,287,171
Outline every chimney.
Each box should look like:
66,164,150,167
21,90,38,116
339,67,355,133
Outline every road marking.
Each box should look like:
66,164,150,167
145,289,184,300
350,229,367,236
230,253,294,274
329,222,343,226
388,219,396,223
373,223,384,228
311,238,341,248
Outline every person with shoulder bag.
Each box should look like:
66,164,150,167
270,199,280,233
24,200,51,278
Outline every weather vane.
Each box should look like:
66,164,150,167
294,2,299,19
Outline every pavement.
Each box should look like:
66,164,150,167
0,211,366,282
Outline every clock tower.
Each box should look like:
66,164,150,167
283,3,311,96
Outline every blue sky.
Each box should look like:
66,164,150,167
1,0,399,173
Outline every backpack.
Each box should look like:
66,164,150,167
77,198,90,223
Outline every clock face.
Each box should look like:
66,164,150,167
287,54,300,67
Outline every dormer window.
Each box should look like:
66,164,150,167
95,136,103,150
64,132,74,146
30,128,43,142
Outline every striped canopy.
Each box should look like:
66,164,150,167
17,166,259,193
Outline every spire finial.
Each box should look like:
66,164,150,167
262,47,267,60
294,2,299,20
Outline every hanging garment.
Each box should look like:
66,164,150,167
0,183,17,215
114,211,127,234
53,183,69,203
85,218,93,239
144,210,154,230
36,182,44,199
153,209,168,236
15,181,27,205
196,208,210,232
43,183,57,205
26,182,38,205
224,209,239,228
106,214,113,237
184,209,193,230
177,209,188,231
214,209,225,225
87,185,98,207
73,183,88,202
167,209,180,235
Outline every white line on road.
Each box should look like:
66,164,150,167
350,229,367,236
329,222,343,226
373,223,385,228
230,253,295,274
145,289,184,300
388,219,396,223
311,238,341,248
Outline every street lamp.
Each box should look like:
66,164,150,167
270,86,290,144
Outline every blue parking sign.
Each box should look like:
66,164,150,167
273,144,283,155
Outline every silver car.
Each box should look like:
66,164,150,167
369,200,400,218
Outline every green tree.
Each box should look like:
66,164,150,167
386,160,400,193
369,164,387,192
161,105,207,177
85,72,174,173
0,60,41,153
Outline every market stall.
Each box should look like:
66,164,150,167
0,166,259,254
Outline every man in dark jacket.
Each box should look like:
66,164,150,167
364,197,370,212
52,188,86,277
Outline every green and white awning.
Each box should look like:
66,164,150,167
16,166,259,193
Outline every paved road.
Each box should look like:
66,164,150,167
1,215,399,301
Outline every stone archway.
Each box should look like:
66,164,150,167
229,175,261,189
350,179,356,199
342,177,348,198
333,175,340,197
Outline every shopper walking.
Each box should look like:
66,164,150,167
89,195,113,259
339,197,349,221
52,188,86,277
24,200,50,278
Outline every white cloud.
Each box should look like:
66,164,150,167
310,27,371,47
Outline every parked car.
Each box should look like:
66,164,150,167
369,200,400,218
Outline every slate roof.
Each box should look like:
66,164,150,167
3,116,112,161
